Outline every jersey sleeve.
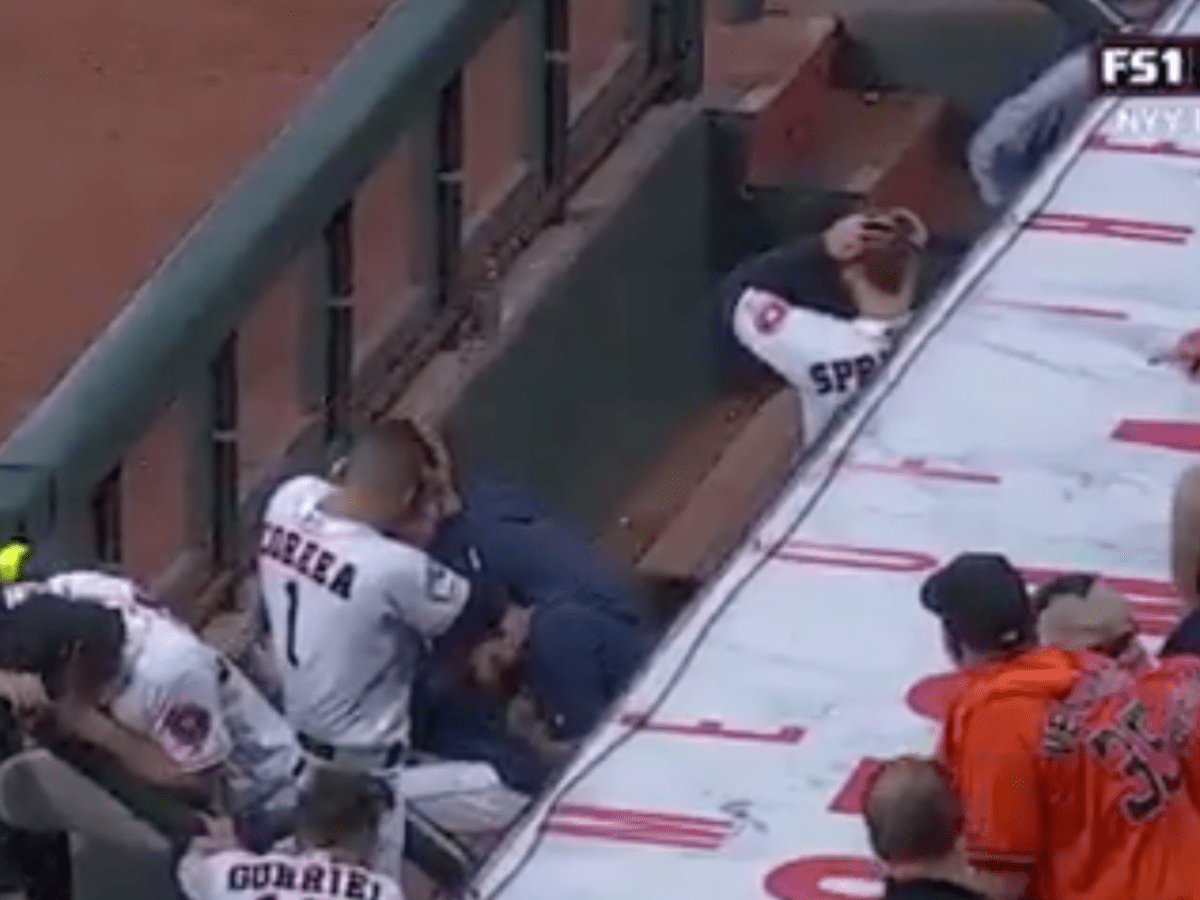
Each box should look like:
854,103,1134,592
731,289,866,390
148,656,233,773
175,848,219,899
939,696,1042,870
383,548,471,639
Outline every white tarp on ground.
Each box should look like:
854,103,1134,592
473,2,1200,897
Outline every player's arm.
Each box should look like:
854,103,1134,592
66,653,230,802
384,549,471,639
175,845,236,900
731,289,852,389
939,698,1041,900
1171,464,1200,610
56,702,220,801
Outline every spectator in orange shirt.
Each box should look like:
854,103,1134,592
920,552,1200,900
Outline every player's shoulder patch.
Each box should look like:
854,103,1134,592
162,702,213,749
425,559,461,604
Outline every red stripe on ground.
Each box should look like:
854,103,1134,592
1113,419,1200,453
544,804,733,850
984,297,1130,320
1028,212,1192,244
1086,134,1200,160
619,713,806,745
843,458,1001,484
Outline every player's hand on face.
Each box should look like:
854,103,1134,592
821,212,897,262
409,418,461,517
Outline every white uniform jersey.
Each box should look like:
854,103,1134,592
177,847,402,900
731,287,903,441
8,571,301,815
258,476,469,750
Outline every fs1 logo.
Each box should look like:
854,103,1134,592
1095,39,1200,95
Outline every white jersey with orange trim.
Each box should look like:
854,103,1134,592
177,847,402,900
731,287,904,441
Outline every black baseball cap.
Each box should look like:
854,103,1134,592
920,553,1035,653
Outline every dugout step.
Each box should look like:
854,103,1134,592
780,90,945,193
707,13,842,103
636,387,801,586
770,89,985,241
598,382,780,567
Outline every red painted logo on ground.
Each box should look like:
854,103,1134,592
764,854,881,900
543,804,734,851
1028,212,1193,244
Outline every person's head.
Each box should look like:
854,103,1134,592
0,593,126,702
336,419,447,541
845,208,927,306
430,586,528,697
863,756,968,879
1033,572,1148,670
295,767,393,864
920,553,1037,668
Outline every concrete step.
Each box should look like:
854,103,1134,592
709,15,844,184
636,388,800,584
705,13,841,100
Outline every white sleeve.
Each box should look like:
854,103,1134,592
175,849,219,900
382,547,470,639
378,875,406,900
732,289,863,390
46,571,151,609
146,652,234,773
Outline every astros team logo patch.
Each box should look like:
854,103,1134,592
163,703,212,749
752,295,789,335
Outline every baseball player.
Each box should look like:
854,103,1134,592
257,419,473,880
177,767,401,900
921,553,1200,900
0,572,302,843
440,588,651,770
720,209,927,445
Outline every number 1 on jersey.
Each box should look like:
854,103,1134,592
285,581,301,667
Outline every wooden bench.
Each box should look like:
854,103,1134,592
634,388,800,612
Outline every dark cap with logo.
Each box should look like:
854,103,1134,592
920,553,1035,653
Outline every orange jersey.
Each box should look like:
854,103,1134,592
938,647,1200,900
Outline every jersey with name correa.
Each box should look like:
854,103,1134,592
259,475,470,749
731,287,903,441
177,847,402,900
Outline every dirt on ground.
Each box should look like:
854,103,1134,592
0,0,395,430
